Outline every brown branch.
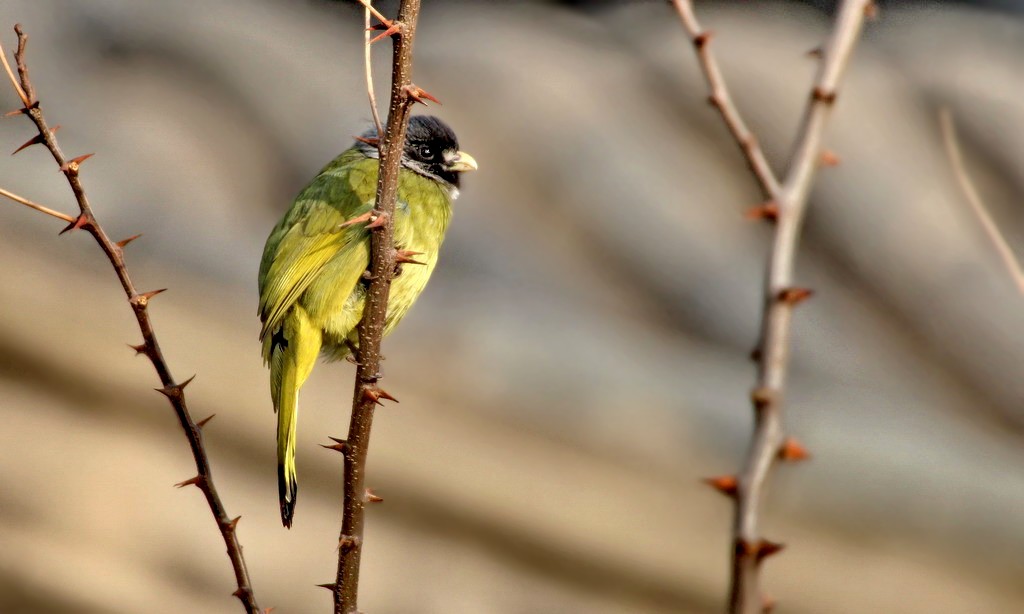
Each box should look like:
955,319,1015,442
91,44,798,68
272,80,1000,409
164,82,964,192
670,1,781,201
939,108,1024,294
334,1,422,612
673,2,871,613
0,25,260,614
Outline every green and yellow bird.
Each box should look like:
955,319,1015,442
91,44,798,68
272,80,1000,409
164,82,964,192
258,115,476,527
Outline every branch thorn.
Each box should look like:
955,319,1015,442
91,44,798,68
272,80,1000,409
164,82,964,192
363,385,398,405
754,539,785,563
365,210,389,229
196,414,216,429
368,22,403,45
702,475,738,498
59,152,94,174
750,386,775,412
11,124,57,155
778,437,810,462
128,342,148,356
320,437,348,453
744,201,779,222
395,249,425,265
316,583,337,591
364,488,384,503
116,233,142,248
58,213,92,235
338,210,375,228
175,475,203,489
402,84,441,106
130,288,167,307
777,287,813,305
157,374,195,399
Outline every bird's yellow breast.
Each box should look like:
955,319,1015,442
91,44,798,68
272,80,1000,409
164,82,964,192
315,167,453,359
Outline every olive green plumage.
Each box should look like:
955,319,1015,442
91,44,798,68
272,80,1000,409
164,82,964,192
258,116,475,527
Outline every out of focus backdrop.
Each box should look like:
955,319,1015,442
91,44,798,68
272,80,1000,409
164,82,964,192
1,1,1023,612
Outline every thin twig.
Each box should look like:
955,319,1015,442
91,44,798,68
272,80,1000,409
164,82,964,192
672,3,871,613
939,108,1024,294
0,186,74,222
670,1,781,201
334,2,422,613
0,33,28,106
363,0,384,137
0,25,260,614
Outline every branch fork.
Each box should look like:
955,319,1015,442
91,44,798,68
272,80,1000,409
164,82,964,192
671,2,870,611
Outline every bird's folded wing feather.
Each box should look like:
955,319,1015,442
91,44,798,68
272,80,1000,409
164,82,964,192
258,168,375,344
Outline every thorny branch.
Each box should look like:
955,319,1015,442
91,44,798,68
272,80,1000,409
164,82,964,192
0,25,260,614
939,108,1024,295
331,1,427,612
671,2,872,612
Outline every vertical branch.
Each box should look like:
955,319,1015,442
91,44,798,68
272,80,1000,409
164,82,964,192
334,1,422,613
672,2,871,612
0,26,260,614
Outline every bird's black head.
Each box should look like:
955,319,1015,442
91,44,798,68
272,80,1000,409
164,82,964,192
355,115,477,193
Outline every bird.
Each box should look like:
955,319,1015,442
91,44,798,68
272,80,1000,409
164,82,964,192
258,115,477,527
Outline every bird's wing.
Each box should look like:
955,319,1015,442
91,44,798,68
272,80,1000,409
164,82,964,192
258,159,376,344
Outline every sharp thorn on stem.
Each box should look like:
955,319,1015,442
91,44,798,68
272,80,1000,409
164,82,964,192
58,213,91,235
130,288,168,307
196,414,216,429
365,210,389,229
778,437,810,462
403,84,441,106
702,475,738,498
395,249,425,265
750,386,775,412
754,539,785,564
744,201,779,222
368,22,403,45
338,210,375,228
175,475,203,489
778,287,813,305
115,233,142,248
11,124,58,155
59,153,94,174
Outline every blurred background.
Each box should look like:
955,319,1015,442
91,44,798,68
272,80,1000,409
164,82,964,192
1,0,1023,612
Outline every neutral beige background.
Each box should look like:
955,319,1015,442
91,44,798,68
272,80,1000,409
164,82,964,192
1,1,1022,612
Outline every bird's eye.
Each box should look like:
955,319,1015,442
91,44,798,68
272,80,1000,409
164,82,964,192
418,145,433,159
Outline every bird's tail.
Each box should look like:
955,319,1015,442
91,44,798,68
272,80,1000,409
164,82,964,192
269,306,321,528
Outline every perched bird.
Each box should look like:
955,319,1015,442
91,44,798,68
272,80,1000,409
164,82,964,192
258,115,477,527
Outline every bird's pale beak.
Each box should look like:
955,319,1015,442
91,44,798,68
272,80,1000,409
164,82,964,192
447,151,478,173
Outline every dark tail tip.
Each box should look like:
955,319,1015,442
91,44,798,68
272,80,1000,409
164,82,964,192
278,464,297,529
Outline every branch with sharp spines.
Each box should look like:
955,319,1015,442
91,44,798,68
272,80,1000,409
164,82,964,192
0,24,260,614
671,2,872,612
